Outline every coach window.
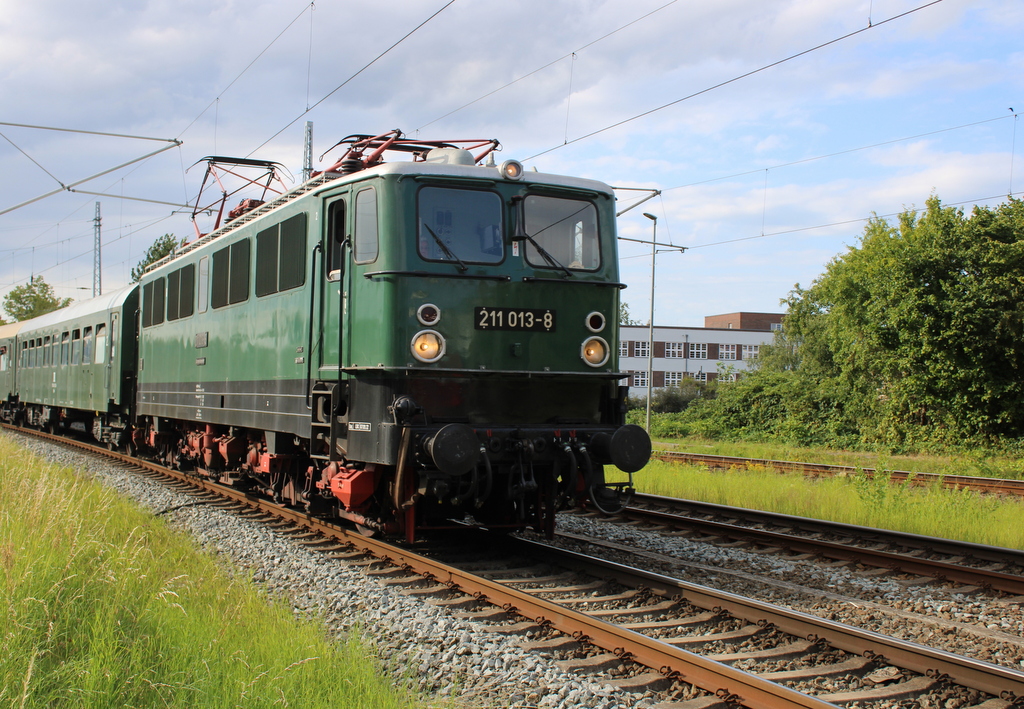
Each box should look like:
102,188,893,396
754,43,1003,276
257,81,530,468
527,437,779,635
142,278,166,327
326,199,346,279
353,188,378,264
83,327,94,364
257,213,307,296
60,332,69,366
211,239,251,308
94,324,107,364
71,329,82,365
34,339,41,368
167,264,195,321
0,347,6,372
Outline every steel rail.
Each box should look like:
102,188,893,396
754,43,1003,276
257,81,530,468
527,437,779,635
619,499,1024,595
655,450,1024,497
633,493,1024,565
536,533,1024,702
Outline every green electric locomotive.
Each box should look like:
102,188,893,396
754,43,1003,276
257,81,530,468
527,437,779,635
132,131,651,539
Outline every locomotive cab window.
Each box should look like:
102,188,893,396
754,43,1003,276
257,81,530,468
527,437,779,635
417,187,503,265
353,188,378,264
326,199,346,279
256,213,307,296
523,195,600,271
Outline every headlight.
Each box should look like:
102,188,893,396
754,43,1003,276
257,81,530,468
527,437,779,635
581,336,609,367
499,159,524,180
585,311,606,333
411,330,445,363
417,303,441,326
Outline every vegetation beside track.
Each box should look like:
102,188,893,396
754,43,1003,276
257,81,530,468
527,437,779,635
0,436,417,709
622,459,1024,550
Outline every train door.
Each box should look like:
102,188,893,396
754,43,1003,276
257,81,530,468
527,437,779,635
320,196,347,371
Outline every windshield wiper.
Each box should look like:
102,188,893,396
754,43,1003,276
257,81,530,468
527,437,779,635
421,222,468,273
517,230,570,278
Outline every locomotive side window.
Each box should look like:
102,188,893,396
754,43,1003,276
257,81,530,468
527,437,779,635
142,278,166,327
326,199,346,279
166,264,195,321
197,257,210,314
94,324,106,365
211,239,251,308
417,187,503,265
353,188,378,264
523,196,600,271
256,213,307,296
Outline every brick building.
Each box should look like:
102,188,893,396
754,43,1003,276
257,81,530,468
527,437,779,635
619,312,783,397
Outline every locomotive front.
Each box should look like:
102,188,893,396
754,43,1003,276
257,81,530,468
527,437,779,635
312,136,651,539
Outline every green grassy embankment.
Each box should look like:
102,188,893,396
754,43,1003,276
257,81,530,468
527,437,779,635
0,435,417,709
616,459,1024,550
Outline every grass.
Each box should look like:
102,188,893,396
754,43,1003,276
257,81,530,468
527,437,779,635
0,435,418,709
621,459,1024,550
658,435,1024,480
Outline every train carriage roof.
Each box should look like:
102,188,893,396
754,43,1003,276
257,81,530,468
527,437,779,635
0,321,24,341
16,284,138,335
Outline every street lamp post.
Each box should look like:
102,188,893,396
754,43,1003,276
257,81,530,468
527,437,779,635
643,212,657,433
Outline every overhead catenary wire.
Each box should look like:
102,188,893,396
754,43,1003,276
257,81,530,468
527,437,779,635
247,0,458,157
524,0,946,162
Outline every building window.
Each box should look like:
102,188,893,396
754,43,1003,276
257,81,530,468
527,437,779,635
771,322,783,331
619,341,629,357
664,342,685,358
720,344,737,360
694,371,708,382
720,372,737,382
690,343,707,359
632,370,648,388
634,341,650,358
664,371,683,386
742,344,759,360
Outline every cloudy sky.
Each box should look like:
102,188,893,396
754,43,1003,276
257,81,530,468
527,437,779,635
1,0,1021,326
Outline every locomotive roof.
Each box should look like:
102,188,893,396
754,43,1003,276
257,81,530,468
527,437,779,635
16,284,138,334
144,159,616,276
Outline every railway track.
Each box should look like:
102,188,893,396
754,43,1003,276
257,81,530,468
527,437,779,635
655,450,1024,497
617,493,1024,595
8,426,1024,709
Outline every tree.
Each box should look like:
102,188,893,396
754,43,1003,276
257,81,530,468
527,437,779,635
783,195,1024,445
3,276,72,322
618,301,641,326
132,233,186,282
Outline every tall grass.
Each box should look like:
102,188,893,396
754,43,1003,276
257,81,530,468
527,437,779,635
628,460,1024,550
0,436,416,708
660,435,1024,481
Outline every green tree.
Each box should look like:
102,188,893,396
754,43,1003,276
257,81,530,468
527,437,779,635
619,301,641,326
784,195,1024,445
132,233,185,282
3,276,72,322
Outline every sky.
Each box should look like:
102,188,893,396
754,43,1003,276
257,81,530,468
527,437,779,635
0,0,1021,327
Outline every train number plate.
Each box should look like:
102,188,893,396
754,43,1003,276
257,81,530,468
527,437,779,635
474,306,555,332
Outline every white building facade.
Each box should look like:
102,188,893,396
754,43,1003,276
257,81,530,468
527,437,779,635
619,312,783,398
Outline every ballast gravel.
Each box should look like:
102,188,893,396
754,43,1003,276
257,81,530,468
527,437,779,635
15,432,1024,707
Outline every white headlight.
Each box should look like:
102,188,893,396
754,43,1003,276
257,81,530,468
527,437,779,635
581,337,609,367
411,330,445,363
499,159,524,180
